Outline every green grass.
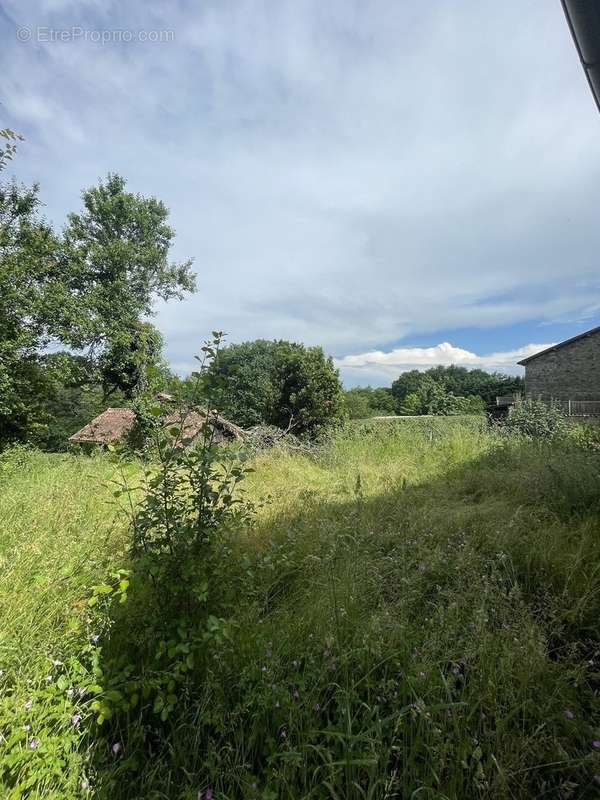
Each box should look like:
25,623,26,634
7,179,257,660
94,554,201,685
1,421,600,798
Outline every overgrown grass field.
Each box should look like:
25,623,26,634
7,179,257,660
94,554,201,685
1,418,600,798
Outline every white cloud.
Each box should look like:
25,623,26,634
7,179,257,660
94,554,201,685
1,1,600,368
335,341,554,385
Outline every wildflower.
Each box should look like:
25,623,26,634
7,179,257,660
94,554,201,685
564,709,575,720
81,780,90,791
52,659,62,667
593,740,600,750
203,790,213,800
419,671,426,679
71,714,82,728
280,729,287,739
451,664,461,676
66,687,74,699
45,675,52,682
292,660,299,668
314,703,321,712
78,687,86,698
29,738,40,750
24,699,32,711
22,724,31,732
111,742,122,755
293,690,300,700
90,634,100,644
261,665,267,673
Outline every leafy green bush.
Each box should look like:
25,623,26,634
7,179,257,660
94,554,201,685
200,339,346,435
501,400,569,440
90,333,257,733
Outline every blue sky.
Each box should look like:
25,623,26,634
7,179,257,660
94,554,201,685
2,0,600,386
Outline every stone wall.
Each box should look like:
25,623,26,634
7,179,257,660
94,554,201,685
525,331,600,400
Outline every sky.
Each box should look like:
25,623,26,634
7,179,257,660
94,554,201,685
2,0,600,387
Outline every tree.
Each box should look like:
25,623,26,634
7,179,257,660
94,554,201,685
61,173,196,350
344,386,397,419
0,179,65,443
274,344,346,434
207,339,345,435
392,365,523,412
98,322,165,399
0,164,195,447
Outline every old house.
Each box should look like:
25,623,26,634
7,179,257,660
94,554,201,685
68,407,244,447
518,325,600,402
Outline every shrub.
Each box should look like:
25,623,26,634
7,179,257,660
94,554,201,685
501,399,568,440
90,333,256,732
201,339,346,435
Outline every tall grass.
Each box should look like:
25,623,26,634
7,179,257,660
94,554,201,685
1,422,600,798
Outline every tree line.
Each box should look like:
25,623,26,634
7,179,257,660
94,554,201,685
344,365,524,418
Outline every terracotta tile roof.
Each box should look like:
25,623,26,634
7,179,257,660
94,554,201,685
68,408,137,444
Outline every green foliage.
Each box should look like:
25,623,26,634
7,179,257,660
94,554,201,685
396,376,486,416
90,333,257,734
61,173,196,350
0,159,194,448
502,399,569,440
392,365,523,411
0,179,65,444
98,321,165,399
0,129,23,172
343,386,396,418
206,339,346,435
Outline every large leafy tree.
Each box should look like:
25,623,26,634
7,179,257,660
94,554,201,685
0,160,195,445
205,339,346,435
61,173,195,351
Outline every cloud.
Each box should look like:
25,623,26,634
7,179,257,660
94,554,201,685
1,0,599,370
335,341,554,386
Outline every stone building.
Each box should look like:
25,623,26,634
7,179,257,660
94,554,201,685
518,325,600,400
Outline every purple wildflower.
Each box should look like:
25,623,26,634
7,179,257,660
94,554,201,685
314,703,321,712
203,790,213,800
29,738,40,750
71,714,82,728
81,779,90,791
111,742,122,755
564,709,575,720
90,634,100,644
593,740,600,750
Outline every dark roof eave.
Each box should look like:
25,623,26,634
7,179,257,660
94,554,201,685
561,0,600,114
